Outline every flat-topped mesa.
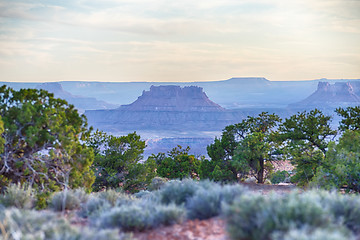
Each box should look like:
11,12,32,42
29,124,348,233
290,81,360,108
120,85,225,112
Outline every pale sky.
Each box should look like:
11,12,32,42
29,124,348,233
0,0,359,82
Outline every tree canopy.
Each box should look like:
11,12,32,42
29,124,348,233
88,130,155,192
0,85,94,192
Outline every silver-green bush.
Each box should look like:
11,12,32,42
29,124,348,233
0,183,34,209
186,183,246,220
272,227,355,240
97,200,185,231
147,177,168,191
224,192,334,240
157,179,201,205
318,191,360,233
50,189,81,211
79,196,111,218
0,208,132,240
95,189,127,207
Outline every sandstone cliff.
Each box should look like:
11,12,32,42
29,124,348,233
289,82,360,108
120,85,225,112
85,85,243,132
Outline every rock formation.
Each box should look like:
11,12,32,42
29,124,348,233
85,85,244,132
120,85,225,112
289,82,360,108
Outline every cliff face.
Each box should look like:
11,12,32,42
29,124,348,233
290,82,360,108
120,85,224,112
85,85,243,132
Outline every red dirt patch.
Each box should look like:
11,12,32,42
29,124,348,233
134,217,228,240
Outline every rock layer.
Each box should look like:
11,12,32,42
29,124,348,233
85,85,243,132
120,85,225,112
290,81,360,108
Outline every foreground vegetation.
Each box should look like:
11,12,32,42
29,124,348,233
2,180,360,240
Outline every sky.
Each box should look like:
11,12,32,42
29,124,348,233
0,0,359,82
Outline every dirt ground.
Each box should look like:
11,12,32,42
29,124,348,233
132,183,298,240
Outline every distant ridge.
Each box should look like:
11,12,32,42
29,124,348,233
36,82,118,112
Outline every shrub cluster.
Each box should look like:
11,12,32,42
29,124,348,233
96,200,185,231
224,191,359,240
0,208,132,240
50,189,84,211
0,183,35,209
155,179,246,220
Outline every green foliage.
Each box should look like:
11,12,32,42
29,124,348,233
279,109,336,186
207,112,281,183
336,106,360,131
0,85,95,192
270,170,289,184
35,190,52,210
156,145,201,180
312,130,360,192
0,183,35,209
147,176,168,191
89,131,154,192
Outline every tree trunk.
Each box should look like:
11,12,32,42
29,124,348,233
257,158,264,184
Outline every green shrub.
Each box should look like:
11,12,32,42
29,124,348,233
95,188,124,206
272,227,354,240
35,191,52,210
186,186,222,220
0,208,130,240
0,183,34,209
186,183,246,220
318,191,360,233
311,131,360,192
224,192,333,240
79,196,111,218
147,177,168,191
270,171,289,184
97,200,185,231
50,189,81,211
220,184,248,204
158,179,201,205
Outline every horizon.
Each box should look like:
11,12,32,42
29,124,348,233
1,77,360,84
1,0,359,82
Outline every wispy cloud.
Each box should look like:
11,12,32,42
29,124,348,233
0,0,359,82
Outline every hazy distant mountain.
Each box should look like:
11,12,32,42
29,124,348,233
59,77,319,108
85,85,244,133
36,82,119,112
121,85,225,112
3,77,360,110
290,81,360,109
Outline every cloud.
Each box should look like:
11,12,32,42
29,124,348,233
0,0,359,82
